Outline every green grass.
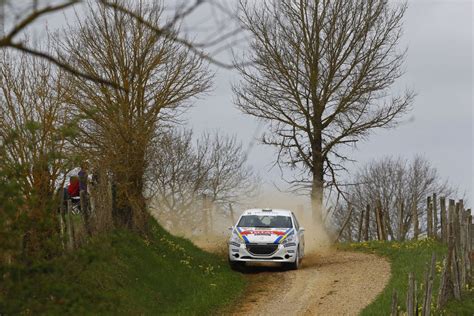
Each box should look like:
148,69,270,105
0,219,245,315
339,239,473,316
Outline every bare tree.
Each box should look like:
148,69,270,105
61,1,212,231
234,0,414,222
149,128,259,232
0,51,75,258
333,156,455,241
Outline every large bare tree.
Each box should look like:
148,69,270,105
61,1,212,231
234,0,414,222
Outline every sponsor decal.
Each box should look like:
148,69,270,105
239,230,285,236
274,228,294,244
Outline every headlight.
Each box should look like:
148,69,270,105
282,233,295,244
229,231,244,244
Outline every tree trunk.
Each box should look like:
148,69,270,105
357,208,365,242
311,171,324,224
311,127,324,224
364,204,370,241
398,200,404,241
112,170,147,231
413,202,419,240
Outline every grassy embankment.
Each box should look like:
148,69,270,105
340,239,473,315
0,219,245,315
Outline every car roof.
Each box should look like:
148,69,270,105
241,208,293,216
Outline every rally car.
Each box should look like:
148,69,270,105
228,208,305,270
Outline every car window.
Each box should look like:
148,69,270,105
237,215,292,228
292,213,300,230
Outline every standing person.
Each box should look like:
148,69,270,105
67,176,80,198
62,176,80,211
78,164,88,193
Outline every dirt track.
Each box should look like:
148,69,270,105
230,250,391,316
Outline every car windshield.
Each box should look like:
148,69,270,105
237,215,293,228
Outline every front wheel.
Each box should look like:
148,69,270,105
228,259,245,271
284,247,300,270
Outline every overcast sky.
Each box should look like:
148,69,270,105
182,0,473,205
6,0,472,206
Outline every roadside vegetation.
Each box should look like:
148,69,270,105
0,1,471,315
340,239,473,315
0,219,245,315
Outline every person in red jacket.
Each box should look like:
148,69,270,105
67,176,80,198
62,176,81,212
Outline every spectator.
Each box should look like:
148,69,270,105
67,176,80,198
78,165,88,193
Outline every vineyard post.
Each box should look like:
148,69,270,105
364,204,370,241
440,196,447,243
427,196,433,238
432,193,438,239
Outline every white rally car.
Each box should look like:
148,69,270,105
228,208,305,270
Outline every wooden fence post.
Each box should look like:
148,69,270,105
432,193,438,240
407,272,415,316
452,246,462,300
375,200,386,241
413,202,419,240
449,200,461,300
80,190,91,236
427,196,433,238
66,200,75,251
414,282,418,316
364,204,370,241
391,289,398,316
454,202,461,251
357,207,364,242
59,190,66,250
440,196,447,243
422,253,436,316
467,212,472,287
436,256,448,308
459,206,466,288
437,199,457,308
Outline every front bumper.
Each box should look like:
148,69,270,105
228,242,297,263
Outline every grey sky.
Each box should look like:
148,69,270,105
5,0,472,205
183,0,473,205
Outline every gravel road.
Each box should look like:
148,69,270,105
232,250,390,316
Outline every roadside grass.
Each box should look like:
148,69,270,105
0,218,245,315
339,239,473,316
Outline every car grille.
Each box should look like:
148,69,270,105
246,243,278,256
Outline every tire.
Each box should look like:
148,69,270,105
228,259,245,271
284,246,300,270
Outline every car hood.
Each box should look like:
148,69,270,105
235,227,294,244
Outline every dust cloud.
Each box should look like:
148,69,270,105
252,190,336,254
151,190,336,254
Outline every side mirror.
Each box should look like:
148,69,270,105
300,227,305,232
